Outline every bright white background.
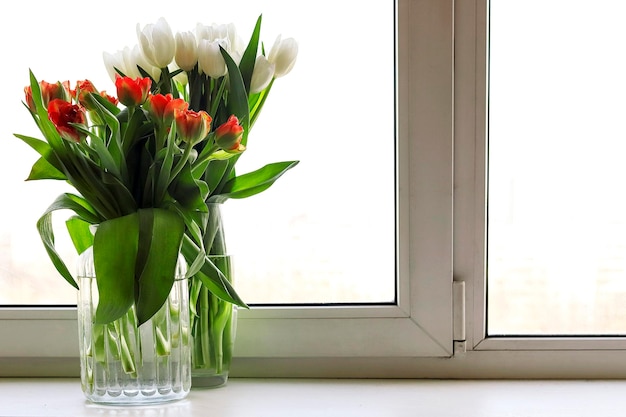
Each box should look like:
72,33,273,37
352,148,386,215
0,0,396,305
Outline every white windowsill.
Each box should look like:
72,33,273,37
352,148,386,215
2,378,626,416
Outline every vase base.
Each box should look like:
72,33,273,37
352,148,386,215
83,387,190,405
192,374,229,389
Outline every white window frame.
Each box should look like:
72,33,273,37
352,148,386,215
0,0,456,378
5,0,624,380
453,0,626,378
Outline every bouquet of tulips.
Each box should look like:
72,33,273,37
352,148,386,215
16,14,298,329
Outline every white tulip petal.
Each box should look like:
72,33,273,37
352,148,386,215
175,31,198,71
103,50,127,83
268,35,298,78
197,39,227,78
250,55,275,94
137,17,176,68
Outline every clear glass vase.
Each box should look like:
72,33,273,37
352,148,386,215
190,203,237,388
77,247,191,404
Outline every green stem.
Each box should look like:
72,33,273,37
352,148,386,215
209,291,231,373
193,144,220,169
169,144,193,184
114,308,139,378
91,307,140,378
200,285,211,366
152,304,171,356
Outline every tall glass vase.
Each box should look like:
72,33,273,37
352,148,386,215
77,248,191,404
190,203,237,388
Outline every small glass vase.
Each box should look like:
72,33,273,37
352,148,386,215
190,255,237,388
77,247,192,405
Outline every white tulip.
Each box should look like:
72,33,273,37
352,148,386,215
195,23,214,43
196,22,244,59
137,17,176,69
128,45,161,80
217,23,245,55
250,55,275,94
103,46,160,82
120,47,141,78
268,35,298,78
103,50,127,83
197,38,228,78
175,31,198,71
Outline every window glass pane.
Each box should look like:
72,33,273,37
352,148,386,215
488,0,626,334
0,0,395,305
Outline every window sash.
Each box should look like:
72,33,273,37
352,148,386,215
456,0,626,376
0,0,456,377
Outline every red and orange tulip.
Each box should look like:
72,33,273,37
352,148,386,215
115,75,151,107
174,108,212,145
47,99,87,142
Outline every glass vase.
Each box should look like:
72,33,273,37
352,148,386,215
190,203,237,388
77,247,191,404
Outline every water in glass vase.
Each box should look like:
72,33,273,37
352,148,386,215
76,248,192,404
190,254,237,388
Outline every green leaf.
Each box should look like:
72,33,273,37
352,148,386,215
87,92,129,183
26,157,67,180
13,134,65,174
239,14,263,93
220,161,299,200
100,171,138,216
154,124,178,203
181,235,248,308
205,159,230,196
66,217,94,254
169,163,209,211
168,202,207,279
44,193,101,224
28,71,65,150
135,208,186,325
81,129,123,180
35,194,101,290
93,213,139,324
220,47,250,141
249,79,274,128
37,212,78,290
89,92,121,116
168,201,205,249
214,49,251,196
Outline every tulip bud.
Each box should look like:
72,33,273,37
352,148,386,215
115,75,151,107
175,31,198,71
250,55,275,94
146,93,189,133
47,99,87,142
215,115,245,153
137,17,176,69
25,80,71,112
164,97,189,128
100,91,119,106
74,80,98,109
175,108,212,145
268,35,298,78
145,93,173,123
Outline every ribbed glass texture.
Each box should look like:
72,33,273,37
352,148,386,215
77,248,191,404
